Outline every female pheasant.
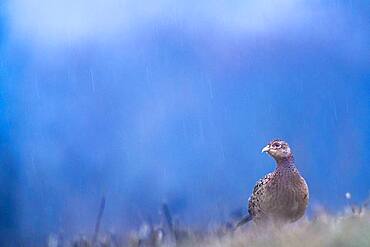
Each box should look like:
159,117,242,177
236,139,309,227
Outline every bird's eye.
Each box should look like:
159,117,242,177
273,143,281,148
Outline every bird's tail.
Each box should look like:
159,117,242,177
234,214,253,230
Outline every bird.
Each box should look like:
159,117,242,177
236,139,309,228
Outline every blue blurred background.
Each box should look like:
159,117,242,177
0,0,369,245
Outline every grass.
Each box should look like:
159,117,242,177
195,212,370,247
53,207,370,247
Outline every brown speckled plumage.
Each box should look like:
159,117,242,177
237,140,309,228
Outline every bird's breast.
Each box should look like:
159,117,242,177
267,176,308,221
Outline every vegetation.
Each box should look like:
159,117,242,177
47,201,370,247
198,212,370,247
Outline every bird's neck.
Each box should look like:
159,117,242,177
275,155,296,171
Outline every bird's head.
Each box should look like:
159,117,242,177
262,139,292,161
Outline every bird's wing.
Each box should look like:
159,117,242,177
248,172,274,218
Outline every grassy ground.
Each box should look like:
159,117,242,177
58,208,370,247
194,212,370,247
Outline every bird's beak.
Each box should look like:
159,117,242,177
261,145,270,153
